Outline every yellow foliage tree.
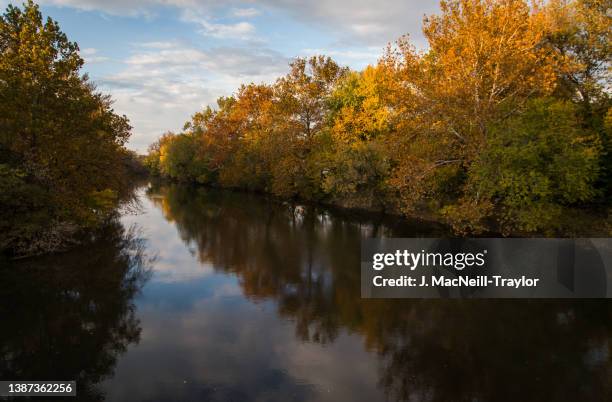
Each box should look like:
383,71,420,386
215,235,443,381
386,0,561,215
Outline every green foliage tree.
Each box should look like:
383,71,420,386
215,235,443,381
546,0,612,194
160,134,211,183
0,1,132,256
445,98,601,233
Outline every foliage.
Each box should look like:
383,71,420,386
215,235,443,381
146,0,611,235
321,141,393,209
546,0,612,193
445,98,601,233
0,1,132,256
328,66,393,144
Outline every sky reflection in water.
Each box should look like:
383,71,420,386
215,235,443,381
104,183,611,402
2,183,610,402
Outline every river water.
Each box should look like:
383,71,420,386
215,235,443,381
1,182,610,401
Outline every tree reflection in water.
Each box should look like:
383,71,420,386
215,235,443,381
0,220,153,402
147,182,612,402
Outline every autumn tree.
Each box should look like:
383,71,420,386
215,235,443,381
270,56,348,198
0,1,132,256
144,132,175,175
545,0,611,195
546,0,610,111
384,0,602,231
276,56,349,141
145,0,609,235
322,65,396,208
215,84,276,190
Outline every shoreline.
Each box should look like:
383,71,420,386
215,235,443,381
146,177,611,238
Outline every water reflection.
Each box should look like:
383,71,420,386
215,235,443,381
0,220,153,401
136,182,611,402
1,183,610,402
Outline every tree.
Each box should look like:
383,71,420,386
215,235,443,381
144,132,175,176
546,0,612,195
385,0,577,229
322,65,395,208
144,0,610,235
216,84,276,190
328,65,393,145
159,134,210,183
275,56,348,141
445,98,601,233
262,56,347,199
0,1,132,256
546,0,611,112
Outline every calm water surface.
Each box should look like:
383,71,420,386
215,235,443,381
1,183,611,402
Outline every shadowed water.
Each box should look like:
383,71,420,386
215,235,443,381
1,182,611,401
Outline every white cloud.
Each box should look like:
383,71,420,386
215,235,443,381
38,0,438,46
97,43,289,152
38,0,208,16
210,21,254,39
80,47,110,63
231,7,261,18
121,43,288,77
39,0,161,16
300,47,381,68
139,41,178,49
81,48,98,55
177,7,260,40
257,0,439,46
27,0,443,152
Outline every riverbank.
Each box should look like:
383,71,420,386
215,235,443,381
1,172,148,260
148,178,612,238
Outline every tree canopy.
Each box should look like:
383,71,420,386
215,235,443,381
0,1,133,256
146,0,610,234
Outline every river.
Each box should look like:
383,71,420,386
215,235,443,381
1,182,610,401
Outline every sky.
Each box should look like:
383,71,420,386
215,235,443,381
1,0,440,152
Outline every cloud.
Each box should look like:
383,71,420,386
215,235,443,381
300,47,381,68
80,47,110,63
121,43,288,77
39,0,163,16
217,22,254,38
97,43,290,152
231,7,261,18
41,0,259,40
38,0,208,16
38,0,438,46
28,0,443,152
181,9,257,40
139,41,179,49
257,0,439,46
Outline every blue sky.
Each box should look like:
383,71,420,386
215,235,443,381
1,0,439,152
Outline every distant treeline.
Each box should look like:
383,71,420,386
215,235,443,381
0,1,137,257
145,0,611,235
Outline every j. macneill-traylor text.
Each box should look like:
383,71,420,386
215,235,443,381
372,275,540,288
